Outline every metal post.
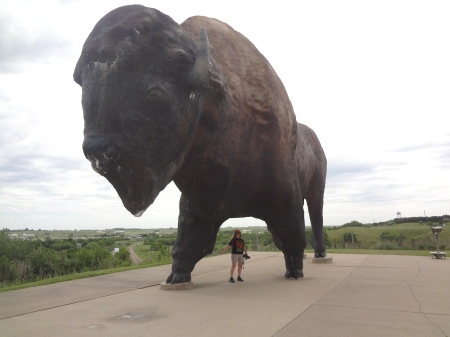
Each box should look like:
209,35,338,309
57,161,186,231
430,225,446,259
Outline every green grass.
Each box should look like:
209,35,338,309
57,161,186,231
132,242,173,263
0,260,171,293
0,242,174,293
324,222,449,249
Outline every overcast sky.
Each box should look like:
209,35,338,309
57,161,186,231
1,0,449,230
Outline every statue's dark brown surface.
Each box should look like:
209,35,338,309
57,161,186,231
74,5,327,284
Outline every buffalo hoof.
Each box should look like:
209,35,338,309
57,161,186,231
165,272,191,284
314,251,327,258
160,281,194,290
284,269,304,279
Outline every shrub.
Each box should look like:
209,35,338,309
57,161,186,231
0,256,17,284
114,246,131,264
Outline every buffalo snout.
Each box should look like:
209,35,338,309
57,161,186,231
83,137,122,176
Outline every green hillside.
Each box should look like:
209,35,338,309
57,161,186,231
323,222,449,250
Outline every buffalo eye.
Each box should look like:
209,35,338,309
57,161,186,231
141,87,170,117
146,87,164,99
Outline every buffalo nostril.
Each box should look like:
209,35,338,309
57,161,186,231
83,138,121,175
85,154,107,174
104,145,121,162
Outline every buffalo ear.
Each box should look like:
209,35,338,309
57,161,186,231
188,28,210,87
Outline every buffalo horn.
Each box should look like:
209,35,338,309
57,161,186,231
188,28,210,87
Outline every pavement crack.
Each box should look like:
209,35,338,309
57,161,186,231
399,261,447,337
424,313,448,337
0,283,160,321
272,255,369,337
403,260,422,313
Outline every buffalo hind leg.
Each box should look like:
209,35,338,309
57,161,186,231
307,197,326,258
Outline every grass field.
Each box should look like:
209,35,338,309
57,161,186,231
324,222,448,250
132,242,172,263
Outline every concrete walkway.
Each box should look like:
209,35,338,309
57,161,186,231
1,253,449,337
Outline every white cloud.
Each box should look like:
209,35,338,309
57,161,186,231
1,0,449,230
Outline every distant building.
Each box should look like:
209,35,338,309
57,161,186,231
8,233,35,240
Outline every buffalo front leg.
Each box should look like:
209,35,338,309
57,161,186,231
284,254,304,279
165,197,224,284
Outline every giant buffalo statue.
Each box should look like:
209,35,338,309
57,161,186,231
74,5,327,284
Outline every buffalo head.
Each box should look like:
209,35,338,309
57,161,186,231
73,5,210,216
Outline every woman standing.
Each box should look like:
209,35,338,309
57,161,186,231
221,229,248,282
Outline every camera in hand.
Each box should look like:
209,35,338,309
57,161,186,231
243,253,250,260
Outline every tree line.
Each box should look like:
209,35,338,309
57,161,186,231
0,230,131,286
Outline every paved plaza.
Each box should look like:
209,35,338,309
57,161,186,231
1,252,449,337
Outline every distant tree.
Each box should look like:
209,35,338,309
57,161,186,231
30,247,62,278
342,221,363,228
305,230,314,248
342,232,357,247
396,233,406,248
260,232,274,246
305,230,330,250
323,231,331,248
114,246,131,264
0,256,17,284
